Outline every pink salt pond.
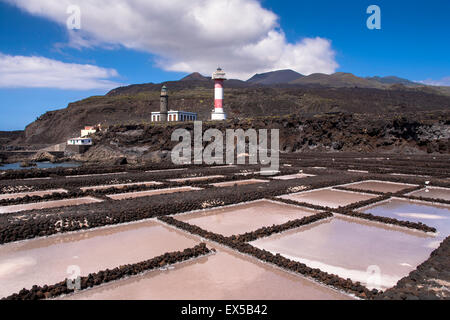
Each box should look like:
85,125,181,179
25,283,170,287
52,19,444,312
251,215,438,291
168,175,225,183
279,188,377,208
211,164,236,168
0,189,67,200
407,187,450,201
0,220,199,298
272,173,314,180
107,186,202,200
80,181,161,191
234,171,255,176
340,180,416,193
62,245,351,300
176,199,318,237
210,179,268,188
66,172,128,178
359,198,450,236
0,197,103,214
145,168,186,173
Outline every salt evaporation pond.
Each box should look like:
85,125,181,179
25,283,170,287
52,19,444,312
251,215,438,290
107,186,202,200
65,172,127,178
0,197,103,214
210,179,268,187
359,198,450,237
407,187,450,201
234,171,256,176
272,173,314,180
0,189,67,200
341,180,416,193
145,168,186,173
176,199,318,237
279,189,377,208
0,220,199,298
168,175,225,182
61,245,352,300
80,181,161,191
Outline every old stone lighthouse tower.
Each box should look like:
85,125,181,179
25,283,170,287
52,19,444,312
159,85,168,122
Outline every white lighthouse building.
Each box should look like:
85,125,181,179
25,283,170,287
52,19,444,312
151,85,197,122
211,67,227,120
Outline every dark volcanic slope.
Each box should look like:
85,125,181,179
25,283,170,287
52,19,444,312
247,69,303,84
71,112,450,165
180,72,210,81
290,72,386,88
17,83,450,146
367,76,418,86
0,131,23,149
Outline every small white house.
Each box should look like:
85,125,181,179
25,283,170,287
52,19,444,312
151,110,197,122
80,126,97,137
67,137,93,146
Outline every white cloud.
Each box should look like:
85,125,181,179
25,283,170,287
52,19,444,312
418,77,450,87
0,53,122,90
6,0,338,79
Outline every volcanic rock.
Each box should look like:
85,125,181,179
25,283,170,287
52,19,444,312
31,151,57,163
20,160,36,168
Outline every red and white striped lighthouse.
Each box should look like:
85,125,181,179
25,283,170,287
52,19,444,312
211,67,227,120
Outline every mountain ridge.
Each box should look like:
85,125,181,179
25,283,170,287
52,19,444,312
6,69,450,147
366,76,418,86
247,69,303,85
181,72,210,81
108,70,449,96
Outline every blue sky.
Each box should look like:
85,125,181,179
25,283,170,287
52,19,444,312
0,0,449,130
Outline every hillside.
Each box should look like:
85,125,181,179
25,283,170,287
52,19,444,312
14,85,450,146
247,69,303,84
180,72,210,81
366,76,418,86
71,112,450,164
0,131,23,150
5,70,450,147
290,72,386,88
